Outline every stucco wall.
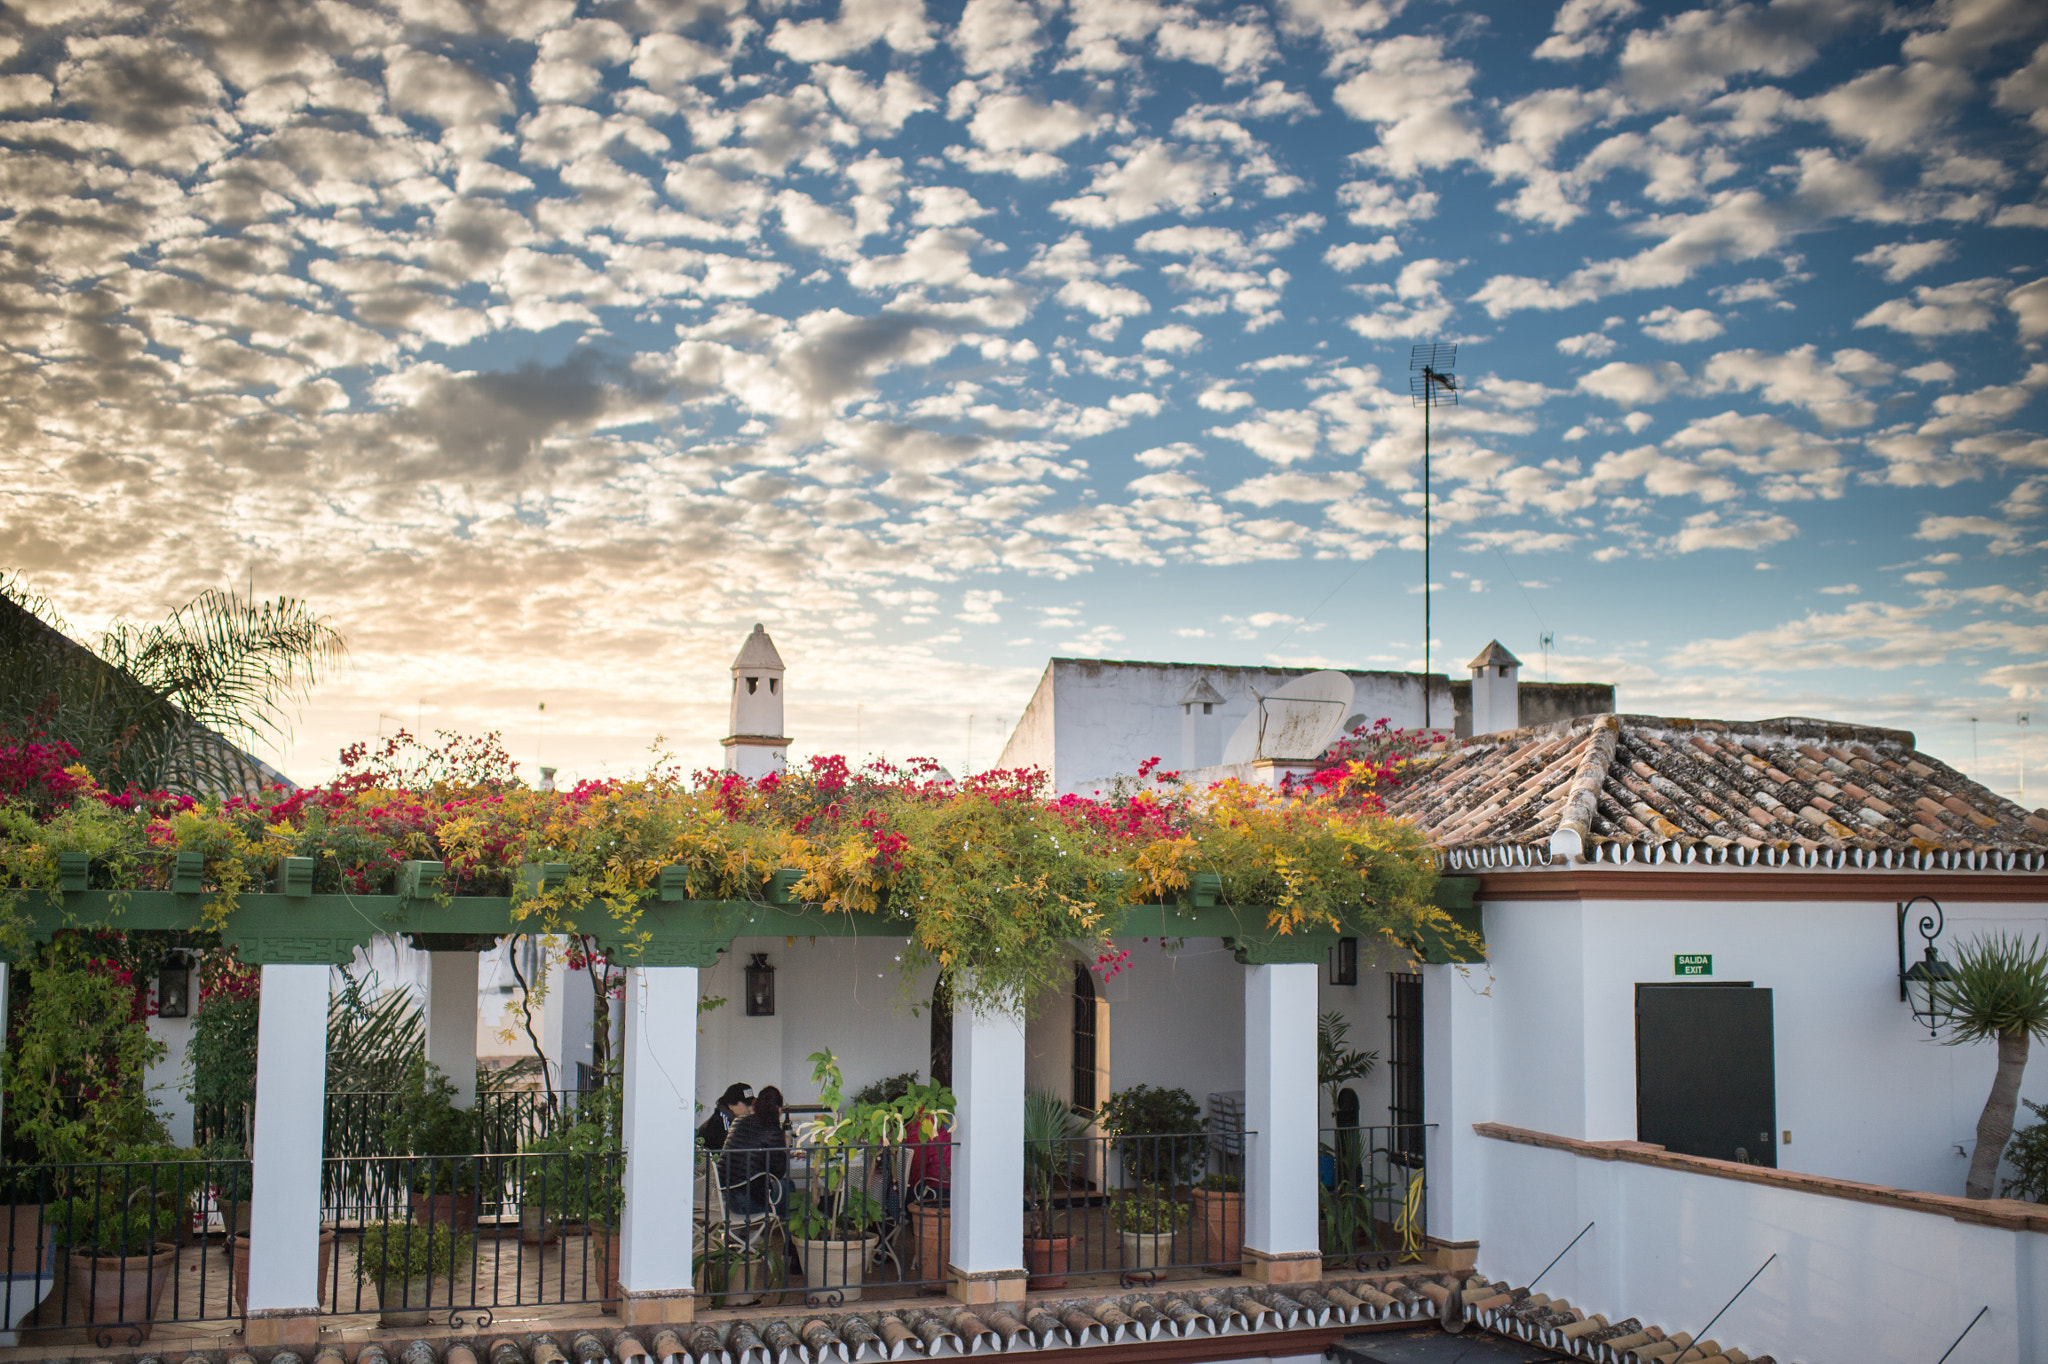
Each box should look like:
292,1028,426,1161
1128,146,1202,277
1479,893,2048,1196
1477,1132,2048,1363
1001,659,1456,796
695,935,936,1118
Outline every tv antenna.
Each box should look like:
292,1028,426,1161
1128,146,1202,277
1410,342,1458,731
1540,631,1555,684
2022,712,2032,803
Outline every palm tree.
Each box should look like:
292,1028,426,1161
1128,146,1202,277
1936,932,2048,1199
1,577,344,795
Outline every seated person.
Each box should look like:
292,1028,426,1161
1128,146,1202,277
720,1085,788,1216
697,1082,754,1150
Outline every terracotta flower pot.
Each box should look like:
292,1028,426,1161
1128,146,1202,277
407,1191,477,1231
376,1271,442,1328
1191,1189,1243,1268
599,1229,621,1313
1024,1235,1073,1291
2,1206,47,1278
230,1230,335,1313
518,1205,558,1246
64,1243,177,1339
908,1202,949,1284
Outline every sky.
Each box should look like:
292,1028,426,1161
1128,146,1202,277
1,0,2045,800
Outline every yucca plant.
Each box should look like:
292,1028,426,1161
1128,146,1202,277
1933,932,2048,1199
1023,1089,1079,1239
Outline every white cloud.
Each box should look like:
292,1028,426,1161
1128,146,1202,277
1142,323,1204,353
1052,140,1236,227
2010,277,2048,339
1857,277,2007,336
1915,513,2027,555
1557,332,1618,358
1324,236,1400,270
1331,35,1482,176
767,0,936,63
1639,306,1724,343
1212,409,1320,465
1854,239,1956,283
953,0,1042,75
1671,510,1800,553
1578,360,1686,407
1698,346,1881,427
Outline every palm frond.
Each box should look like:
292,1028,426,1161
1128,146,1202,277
327,973,426,1092
1937,932,2048,1046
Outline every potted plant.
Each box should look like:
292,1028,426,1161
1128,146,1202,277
355,1220,470,1327
1023,1089,1078,1289
0,1166,54,1343
1098,1085,1206,1190
1190,1173,1243,1268
786,1186,884,1299
380,1059,481,1230
1110,1188,1186,1272
46,1185,180,1337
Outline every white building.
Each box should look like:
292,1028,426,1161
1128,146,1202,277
994,648,1614,796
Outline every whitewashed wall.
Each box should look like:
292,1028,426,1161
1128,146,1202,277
1478,1133,2048,1364
694,935,935,1118
1479,892,2048,1197
995,660,1448,797
145,1012,195,1146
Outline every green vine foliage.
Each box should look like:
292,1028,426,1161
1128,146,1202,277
2,936,168,1165
2004,1098,2048,1202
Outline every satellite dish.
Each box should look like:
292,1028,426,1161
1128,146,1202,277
1221,671,1355,765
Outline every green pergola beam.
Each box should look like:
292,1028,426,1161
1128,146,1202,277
6,865,1479,968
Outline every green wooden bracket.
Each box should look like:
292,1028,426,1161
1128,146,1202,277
1187,872,1221,908
171,851,204,896
519,862,571,895
58,851,89,895
398,860,443,900
657,865,691,902
279,857,315,898
766,868,803,905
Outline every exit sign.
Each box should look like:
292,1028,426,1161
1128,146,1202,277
1675,954,1713,976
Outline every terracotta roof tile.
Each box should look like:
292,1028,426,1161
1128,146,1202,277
1385,713,2048,873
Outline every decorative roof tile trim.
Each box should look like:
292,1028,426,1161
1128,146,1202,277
1387,712,2048,874
1457,1273,1785,1364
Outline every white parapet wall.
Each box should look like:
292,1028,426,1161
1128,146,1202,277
1476,1124,2048,1363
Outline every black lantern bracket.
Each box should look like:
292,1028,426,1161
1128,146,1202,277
1897,895,1956,1035
745,952,776,1017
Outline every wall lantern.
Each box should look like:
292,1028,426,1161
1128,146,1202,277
745,953,776,1017
1898,896,1956,1037
156,954,191,1019
1330,936,1359,987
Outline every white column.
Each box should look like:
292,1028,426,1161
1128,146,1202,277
1423,963,1494,1252
947,996,1026,1303
245,964,330,1318
425,950,480,1106
1243,962,1320,1281
619,965,697,1324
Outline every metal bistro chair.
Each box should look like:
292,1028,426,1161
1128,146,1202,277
697,1162,787,1304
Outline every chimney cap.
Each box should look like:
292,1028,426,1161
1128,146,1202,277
1466,639,1523,671
732,623,786,670
1178,676,1226,707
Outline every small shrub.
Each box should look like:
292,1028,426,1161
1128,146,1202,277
1099,1085,1205,1186
47,1188,181,1257
355,1221,472,1283
1197,1173,1241,1193
1109,1190,1188,1235
2003,1098,2048,1202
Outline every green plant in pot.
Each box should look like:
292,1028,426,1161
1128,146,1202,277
355,1220,471,1327
1109,1187,1187,1273
1022,1089,1079,1289
48,1181,183,1335
1099,1084,1206,1189
520,1118,622,1243
380,1059,481,1227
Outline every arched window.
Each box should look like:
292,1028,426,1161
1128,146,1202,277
1072,962,1098,1113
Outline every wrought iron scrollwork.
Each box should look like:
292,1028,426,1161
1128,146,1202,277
1119,1270,1163,1289
450,1308,494,1330
95,1325,146,1349
805,1289,845,1308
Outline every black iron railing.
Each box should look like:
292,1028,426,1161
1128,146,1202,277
1021,1131,1248,1285
697,1134,956,1307
1319,1123,1433,1269
320,1150,624,1320
196,1089,589,1160
0,1155,249,1342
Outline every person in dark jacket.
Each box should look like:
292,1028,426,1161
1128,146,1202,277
697,1082,754,1150
720,1085,788,1216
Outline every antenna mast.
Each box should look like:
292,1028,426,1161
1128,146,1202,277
1410,342,1459,732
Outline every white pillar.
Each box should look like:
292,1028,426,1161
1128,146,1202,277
1243,962,1320,1282
244,964,330,1328
947,997,1026,1304
1423,963,1493,1258
619,964,697,1324
425,950,480,1106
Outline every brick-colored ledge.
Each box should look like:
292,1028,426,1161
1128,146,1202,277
1474,1122,2048,1233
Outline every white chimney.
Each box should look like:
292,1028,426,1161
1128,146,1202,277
722,623,789,779
1179,676,1225,770
1467,640,1522,736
